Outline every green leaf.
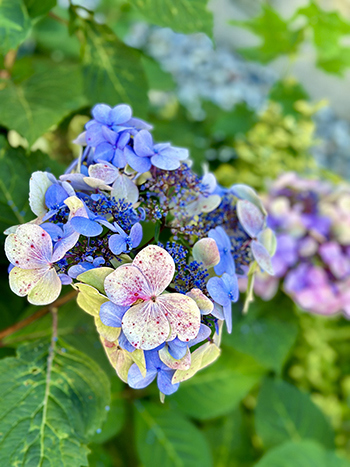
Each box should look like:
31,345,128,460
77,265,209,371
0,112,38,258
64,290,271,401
231,4,304,63
254,440,350,467
0,138,65,235
0,338,110,466
134,401,213,467
297,2,350,75
0,0,31,55
0,63,87,146
23,0,56,19
255,378,334,449
131,0,213,37
171,347,266,420
141,55,175,91
269,79,309,117
80,21,148,117
212,103,257,138
224,295,298,373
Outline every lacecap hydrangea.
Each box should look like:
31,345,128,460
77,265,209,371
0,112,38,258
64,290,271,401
243,172,350,317
4,103,275,398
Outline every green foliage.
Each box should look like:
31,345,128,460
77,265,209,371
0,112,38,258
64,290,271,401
255,378,334,449
171,347,266,420
0,0,31,55
255,440,350,467
131,0,213,37
0,338,110,466
24,0,56,19
135,401,213,467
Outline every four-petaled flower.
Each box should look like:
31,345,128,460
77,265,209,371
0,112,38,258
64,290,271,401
104,245,201,350
109,222,143,255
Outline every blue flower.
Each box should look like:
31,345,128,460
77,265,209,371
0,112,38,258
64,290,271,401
167,323,211,359
207,273,239,333
93,128,130,167
128,350,179,395
68,256,105,278
108,222,143,255
125,130,188,173
208,226,235,276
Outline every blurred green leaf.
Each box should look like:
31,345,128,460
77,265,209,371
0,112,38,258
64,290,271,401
0,138,65,235
0,0,31,55
0,64,87,146
141,55,175,91
269,79,309,116
255,378,334,449
231,4,304,63
134,401,213,467
297,2,350,75
0,338,110,466
171,347,266,420
212,103,257,138
23,0,56,19
80,21,148,117
131,0,213,37
254,440,350,467
224,296,298,373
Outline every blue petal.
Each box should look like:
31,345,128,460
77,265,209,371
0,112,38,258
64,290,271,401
188,324,211,347
151,154,181,171
85,122,105,147
100,301,128,327
102,126,118,145
58,273,72,285
130,223,143,249
112,148,127,168
126,117,152,131
68,263,93,278
168,339,188,359
70,217,103,237
92,104,112,125
133,130,154,157
45,184,68,209
94,142,114,162
110,104,132,125
117,131,130,149
221,273,239,302
207,276,230,307
119,331,136,352
41,223,63,241
223,303,233,334
128,364,157,389
109,234,127,255
157,370,179,395
125,146,152,173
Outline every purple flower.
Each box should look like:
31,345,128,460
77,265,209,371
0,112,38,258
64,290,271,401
128,350,180,395
272,234,298,277
125,130,188,173
108,222,143,255
207,273,239,333
208,226,235,276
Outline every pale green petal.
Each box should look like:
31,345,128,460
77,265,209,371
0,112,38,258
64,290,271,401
75,283,108,316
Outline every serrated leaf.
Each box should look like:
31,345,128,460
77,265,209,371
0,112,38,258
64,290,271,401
80,21,148,117
131,0,213,37
0,64,87,146
171,347,266,420
254,440,350,467
23,0,56,19
0,338,110,466
255,378,334,449
134,401,213,467
0,139,65,235
231,4,304,63
0,0,31,55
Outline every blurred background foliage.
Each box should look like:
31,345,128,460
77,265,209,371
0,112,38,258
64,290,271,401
1,0,350,466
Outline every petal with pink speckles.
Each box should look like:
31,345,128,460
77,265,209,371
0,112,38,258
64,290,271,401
122,300,170,350
156,294,200,343
159,345,191,370
237,199,265,239
88,162,119,184
104,264,152,306
5,224,52,269
132,245,175,295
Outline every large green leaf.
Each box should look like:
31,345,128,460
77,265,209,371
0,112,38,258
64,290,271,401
23,0,55,19
0,338,110,466
0,138,65,235
297,2,350,75
254,440,350,467
131,0,213,37
0,64,87,146
80,21,148,117
231,4,304,63
134,401,212,467
171,347,266,420
224,296,299,373
0,0,31,55
255,378,334,449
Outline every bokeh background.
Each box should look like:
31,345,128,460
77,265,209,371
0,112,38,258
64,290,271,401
1,0,350,466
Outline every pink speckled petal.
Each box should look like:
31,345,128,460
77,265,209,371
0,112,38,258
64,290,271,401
5,224,52,269
237,199,265,239
159,346,191,370
104,264,152,306
9,266,48,297
157,294,200,343
122,300,170,350
186,288,214,315
132,245,175,295
88,162,119,184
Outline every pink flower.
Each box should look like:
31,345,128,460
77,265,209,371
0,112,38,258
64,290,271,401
104,245,201,350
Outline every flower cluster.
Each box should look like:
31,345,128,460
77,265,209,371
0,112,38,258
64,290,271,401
245,172,350,317
4,103,274,398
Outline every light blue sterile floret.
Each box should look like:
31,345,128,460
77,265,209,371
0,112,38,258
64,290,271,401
207,273,239,333
208,226,235,276
108,222,143,255
167,323,211,359
68,256,106,279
